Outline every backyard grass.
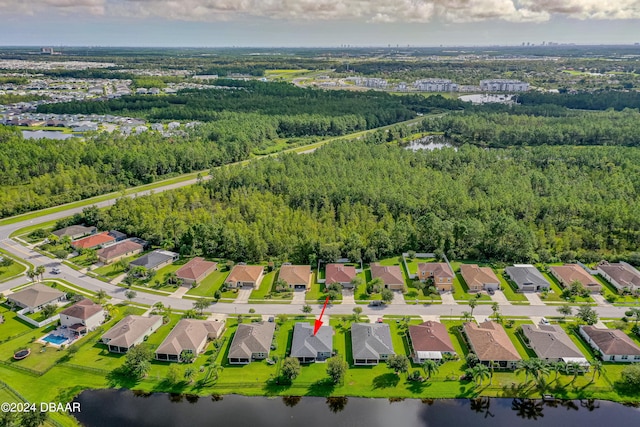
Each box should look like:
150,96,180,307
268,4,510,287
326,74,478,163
305,272,343,303
404,257,437,276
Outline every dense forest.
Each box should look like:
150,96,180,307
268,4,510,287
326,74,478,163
419,109,640,147
37,80,464,123
2,84,469,217
518,91,640,111
75,142,640,265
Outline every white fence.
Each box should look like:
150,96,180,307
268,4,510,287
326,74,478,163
16,308,59,328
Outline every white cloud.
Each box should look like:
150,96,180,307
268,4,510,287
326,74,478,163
1,0,639,22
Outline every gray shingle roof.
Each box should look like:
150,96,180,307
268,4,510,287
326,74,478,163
581,326,640,356
290,322,333,358
351,323,395,360
228,322,275,359
505,264,550,288
521,324,585,359
52,225,95,238
130,250,178,270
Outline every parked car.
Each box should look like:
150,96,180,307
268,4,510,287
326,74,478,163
369,300,383,307
540,317,550,325
488,288,495,295
51,267,61,274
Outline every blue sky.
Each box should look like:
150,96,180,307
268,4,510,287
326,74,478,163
1,1,640,47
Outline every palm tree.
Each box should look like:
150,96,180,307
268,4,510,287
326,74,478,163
533,359,550,386
568,362,582,384
472,364,490,386
590,360,603,383
184,367,196,384
26,269,37,282
489,361,498,385
95,289,108,303
491,302,500,322
516,359,538,384
103,303,119,320
468,298,478,317
557,304,572,321
422,360,439,380
552,361,566,382
35,265,45,282
462,311,473,322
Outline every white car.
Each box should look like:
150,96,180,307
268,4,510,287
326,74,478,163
539,317,550,325
51,267,61,274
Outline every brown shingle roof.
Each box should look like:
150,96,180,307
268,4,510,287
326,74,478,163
60,298,103,320
409,321,455,353
418,262,454,279
226,265,264,283
155,319,224,356
598,262,640,288
460,264,499,288
278,265,311,286
176,257,217,281
101,315,162,349
97,240,143,261
325,264,356,284
549,264,599,287
72,232,115,249
370,263,404,285
8,284,64,308
464,321,522,362
581,326,640,356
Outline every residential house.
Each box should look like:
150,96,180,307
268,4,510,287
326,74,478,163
596,261,640,293
101,315,163,353
521,324,588,366
129,250,179,271
325,263,357,287
417,263,455,292
225,265,264,289
96,240,143,264
463,321,522,369
369,263,405,291
549,264,602,293
7,284,65,313
59,298,105,336
107,230,127,242
580,326,640,362
290,322,333,363
52,225,96,240
351,323,395,365
71,232,115,250
278,265,312,290
408,321,456,363
155,319,225,362
227,322,276,364
504,264,550,292
176,257,218,286
459,264,500,292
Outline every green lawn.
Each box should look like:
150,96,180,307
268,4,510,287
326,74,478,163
355,270,382,303
453,273,492,302
0,260,26,283
305,272,342,303
187,269,232,298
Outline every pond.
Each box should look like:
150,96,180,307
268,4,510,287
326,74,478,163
73,390,640,427
404,135,455,151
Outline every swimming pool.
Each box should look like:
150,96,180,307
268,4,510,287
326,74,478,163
42,334,68,345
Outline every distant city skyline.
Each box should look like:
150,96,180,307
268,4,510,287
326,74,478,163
0,1,639,47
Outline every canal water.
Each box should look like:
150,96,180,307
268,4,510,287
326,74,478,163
73,390,640,427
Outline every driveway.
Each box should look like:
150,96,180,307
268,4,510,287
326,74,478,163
591,293,610,306
524,292,545,306
169,285,190,299
390,290,405,305
440,292,456,305
292,290,306,304
235,288,252,304
490,289,511,305
342,289,355,304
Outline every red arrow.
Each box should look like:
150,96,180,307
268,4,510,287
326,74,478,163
313,296,330,335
